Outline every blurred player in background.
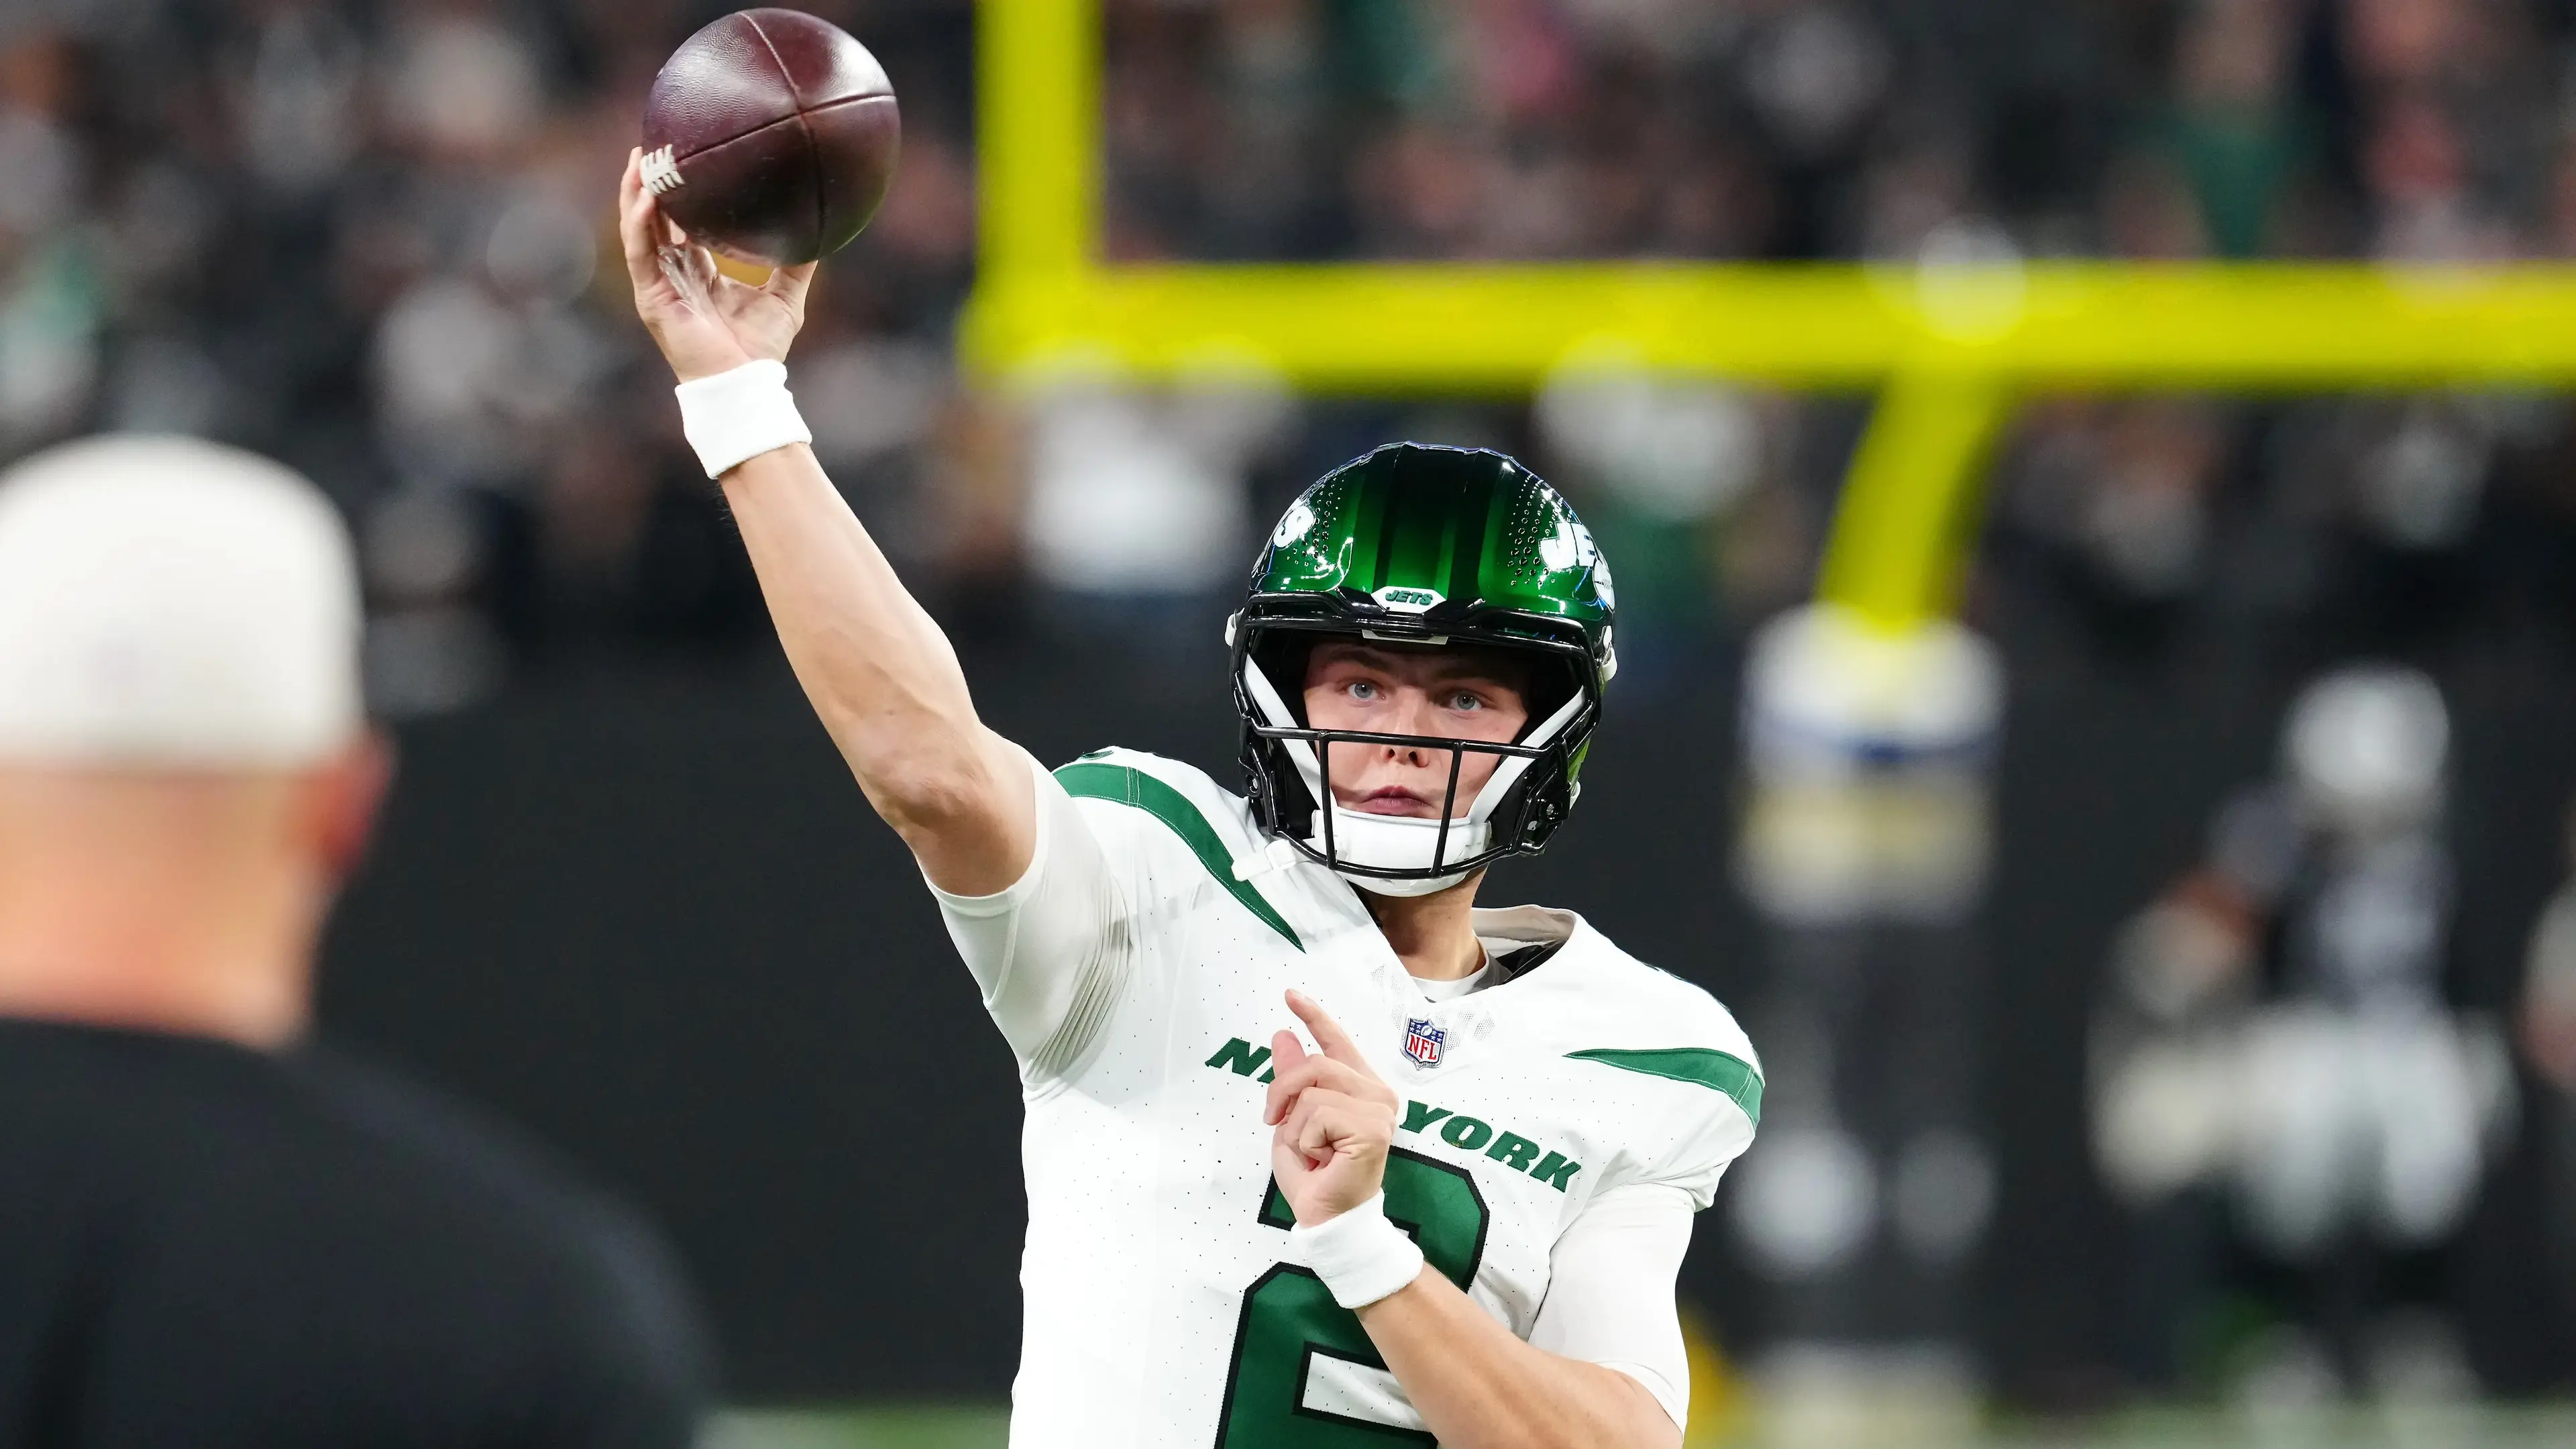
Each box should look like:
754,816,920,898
2090,665,2513,1391
2518,801,2576,1343
0,437,710,1446
623,154,1761,1447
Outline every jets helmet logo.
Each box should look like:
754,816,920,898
1371,584,1444,614
1538,515,1599,574
1271,498,1318,546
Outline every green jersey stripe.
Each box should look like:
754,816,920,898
1054,762,1305,952
1565,1047,1764,1125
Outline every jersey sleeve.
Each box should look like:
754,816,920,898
1618,1000,1763,1211
923,747,1134,1079
1644,1074,1758,1210
1526,1183,1698,1430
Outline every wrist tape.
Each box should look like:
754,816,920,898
1289,1193,1425,1309
674,360,812,479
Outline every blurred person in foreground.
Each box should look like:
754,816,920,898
0,437,710,1446
622,153,1758,1449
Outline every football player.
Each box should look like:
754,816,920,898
621,152,1761,1448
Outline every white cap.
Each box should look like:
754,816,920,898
0,435,364,769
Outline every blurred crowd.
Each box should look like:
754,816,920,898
1106,0,2576,268
0,0,980,712
6,1,2576,704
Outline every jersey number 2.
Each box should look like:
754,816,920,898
1214,1147,1489,1446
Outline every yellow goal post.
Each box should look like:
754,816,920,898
958,0,2576,633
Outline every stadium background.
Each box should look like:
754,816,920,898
9,0,2576,1442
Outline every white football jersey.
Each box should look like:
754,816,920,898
930,747,1760,1448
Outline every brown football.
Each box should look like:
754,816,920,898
639,9,900,266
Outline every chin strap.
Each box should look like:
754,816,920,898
1239,652,1586,888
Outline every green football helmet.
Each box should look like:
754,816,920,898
1230,443,1617,894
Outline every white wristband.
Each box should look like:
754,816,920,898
1289,1193,1426,1309
674,360,812,479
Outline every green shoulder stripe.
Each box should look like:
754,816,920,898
1566,1047,1763,1125
1054,761,1303,951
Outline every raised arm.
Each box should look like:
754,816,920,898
616,150,1030,895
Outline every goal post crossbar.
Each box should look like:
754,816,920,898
962,0,2576,628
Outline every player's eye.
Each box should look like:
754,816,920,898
1448,690,1484,712
1347,680,1380,701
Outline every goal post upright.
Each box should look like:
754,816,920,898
973,0,1100,282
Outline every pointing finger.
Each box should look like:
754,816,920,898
1285,991,1370,1072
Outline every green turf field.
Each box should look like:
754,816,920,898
707,1403,2576,1449
705,1407,1011,1449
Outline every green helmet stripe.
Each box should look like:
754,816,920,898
1376,470,1436,592
1445,466,1494,604
1362,464,1488,599
1351,466,1391,590
1389,474,1432,592
1429,486,1460,596
1456,469,1499,603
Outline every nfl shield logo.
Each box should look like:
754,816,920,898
1403,1018,1446,1069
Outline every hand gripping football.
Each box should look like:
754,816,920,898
639,8,901,266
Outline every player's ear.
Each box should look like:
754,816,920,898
306,731,394,882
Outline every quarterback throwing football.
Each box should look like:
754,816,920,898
621,154,1761,1448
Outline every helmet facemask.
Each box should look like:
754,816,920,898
1230,442,1616,894
1232,613,1597,896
